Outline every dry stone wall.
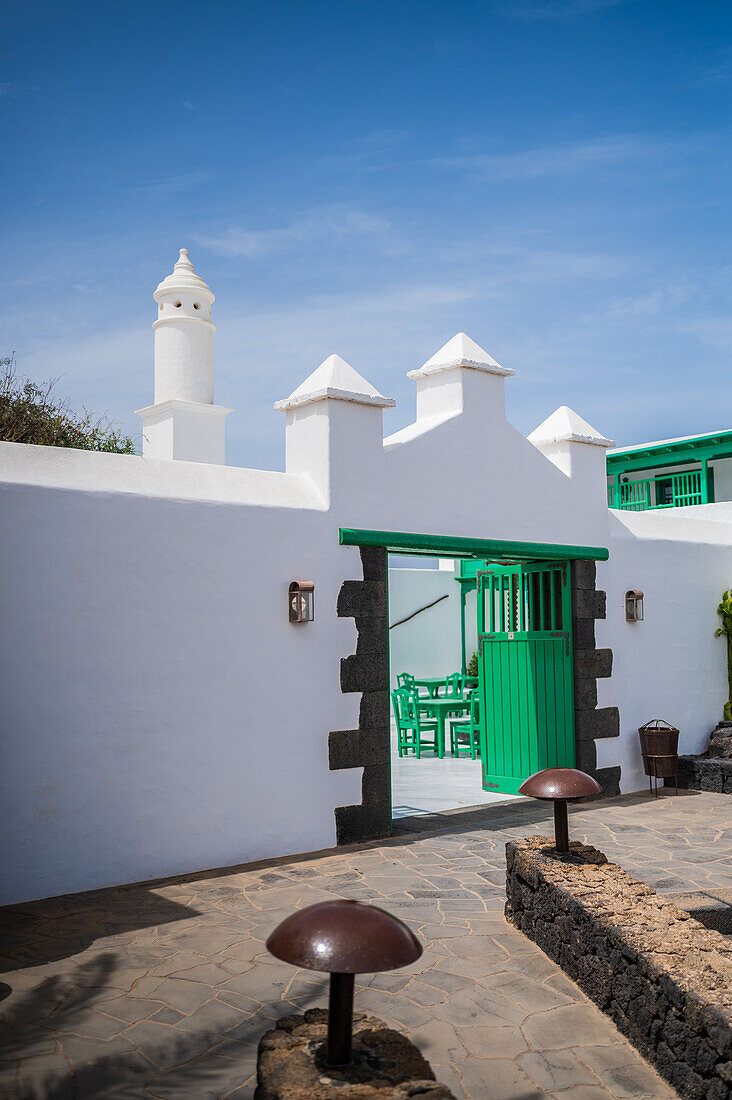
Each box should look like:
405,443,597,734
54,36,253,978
674,722,732,794
676,756,732,794
505,836,732,1100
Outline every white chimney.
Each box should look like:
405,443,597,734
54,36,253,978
136,249,230,464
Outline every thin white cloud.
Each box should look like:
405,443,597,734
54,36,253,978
691,46,732,87
324,129,411,172
676,315,732,354
431,134,697,181
131,170,215,195
0,81,39,98
197,207,393,259
604,283,696,319
514,246,628,280
493,0,627,19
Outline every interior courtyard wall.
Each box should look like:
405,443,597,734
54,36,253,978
387,566,464,688
712,457,732,501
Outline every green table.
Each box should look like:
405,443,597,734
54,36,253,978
419,697,471,758
412,675,477,698
411,676,448,698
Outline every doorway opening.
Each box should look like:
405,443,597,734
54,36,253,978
333,529,614,846
388,554,575,818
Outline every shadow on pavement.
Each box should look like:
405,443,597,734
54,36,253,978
0,885,198,972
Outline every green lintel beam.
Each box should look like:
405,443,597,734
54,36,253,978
608,451,732,477
339,528,609,562
608,455,699,476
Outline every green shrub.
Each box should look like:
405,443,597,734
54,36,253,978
0,355,136,453
467,650,479,677
716,590,732,721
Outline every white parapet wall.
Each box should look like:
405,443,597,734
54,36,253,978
1,298,732,904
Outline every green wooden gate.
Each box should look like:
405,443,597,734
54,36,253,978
477,562,575,795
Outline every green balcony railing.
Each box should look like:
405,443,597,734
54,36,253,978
608,469,706,511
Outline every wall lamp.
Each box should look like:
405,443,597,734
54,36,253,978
625,589,644,622
289,580,315,623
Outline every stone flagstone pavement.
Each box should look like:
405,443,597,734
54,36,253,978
3,789,731,1099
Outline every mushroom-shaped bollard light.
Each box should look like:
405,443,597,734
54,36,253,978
519,767,602,855
266,899,422,1068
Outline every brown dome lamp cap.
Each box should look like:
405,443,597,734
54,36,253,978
519,767,602,856
519,767,602,802
266,900,423,1069
266,899,422,974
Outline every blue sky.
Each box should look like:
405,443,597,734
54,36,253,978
2,0,731,469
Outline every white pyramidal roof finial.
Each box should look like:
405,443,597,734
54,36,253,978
174,248,195,273
528,406,615,448
407,332,515,381
274,353,396,412
154,248,214,301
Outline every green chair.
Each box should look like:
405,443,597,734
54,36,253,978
397,672,428,698
392,688,439,758
397,673,431,715
443,673,463,700
449,692,480,759
441,672,469,723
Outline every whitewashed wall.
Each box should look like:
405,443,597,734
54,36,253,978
713,458,732,502
2,338,731,905
388,566,463,687
597,508,732,793
0,446,361,904
387,565,481,687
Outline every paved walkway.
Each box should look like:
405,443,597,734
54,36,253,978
3,790,730,1099
390,718,522,817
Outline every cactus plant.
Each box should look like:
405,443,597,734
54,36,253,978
716,590,732,720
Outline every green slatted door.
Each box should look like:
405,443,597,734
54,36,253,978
477,562,575,795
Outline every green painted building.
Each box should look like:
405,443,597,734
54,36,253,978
606,429,732,511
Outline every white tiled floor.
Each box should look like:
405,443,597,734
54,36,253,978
390,719,523,817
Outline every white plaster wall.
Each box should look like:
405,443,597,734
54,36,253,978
377,406,611,551
597,508,732,793
712,458,732,502
387,566,480,688
0,445,361,904
2,364,731,905
388,567,463,687
140,401,229,465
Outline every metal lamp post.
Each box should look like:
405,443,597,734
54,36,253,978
519,767,602,854
266,899,422,1067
